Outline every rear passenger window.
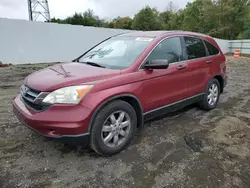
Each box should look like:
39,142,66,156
184,37,207,59
147,37,183,64
204,40,219,55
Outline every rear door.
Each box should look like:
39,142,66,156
203,39,225,76
140,36,189,113
183,36,211,97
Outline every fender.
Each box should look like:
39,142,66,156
88,94,144,132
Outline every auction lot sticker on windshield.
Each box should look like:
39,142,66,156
135,37,153,42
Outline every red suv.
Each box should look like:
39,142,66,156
13,31,227,156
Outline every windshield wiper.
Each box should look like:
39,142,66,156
80,61,105,68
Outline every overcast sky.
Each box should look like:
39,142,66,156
0,0,192,21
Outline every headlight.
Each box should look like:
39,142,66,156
43,85,94,104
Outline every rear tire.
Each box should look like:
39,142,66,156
199,78,220,111
90,100,137,156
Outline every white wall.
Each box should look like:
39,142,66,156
0,18,234,65
0,18,130,64
214,38,230,54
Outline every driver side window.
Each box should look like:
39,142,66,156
147,37,183,64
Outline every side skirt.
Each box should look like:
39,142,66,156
143,93,204,121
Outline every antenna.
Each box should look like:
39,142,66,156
27,0,51,21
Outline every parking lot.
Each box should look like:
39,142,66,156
0,57,250,188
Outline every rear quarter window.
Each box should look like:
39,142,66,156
184,36,207,60
204,40,220,56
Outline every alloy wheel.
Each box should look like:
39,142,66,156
101,111,131,148
207,83,219,106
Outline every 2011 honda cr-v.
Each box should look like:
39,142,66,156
12,31,227,156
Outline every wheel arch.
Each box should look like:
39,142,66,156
213,74,224,93
88,94,144,132
209,74,224,93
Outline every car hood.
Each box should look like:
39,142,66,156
24,62,121,91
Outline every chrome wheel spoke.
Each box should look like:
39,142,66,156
120,120,130,128
113,135,119,145
104,132,114,144
119,130,126,137
209,98,213,104
213,96,217,101
117,112,125,123
209,88,213,94
212,84,216,90
102,126,112,132
208,93,212,99
211,97,215,103
109,114,117,124
213,87,218,93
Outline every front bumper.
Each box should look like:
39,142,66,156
12,94,92,146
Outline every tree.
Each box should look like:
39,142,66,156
239,21,250,39
239,6,250,39
50,18,67,24
203,0,250,39
180,0,211,33
65,13,84,25
132,6,162,30
49,0,250,40
159,2,180,30
51,9,106,27
108,22,115,28
112,17,133,29
242,22,250,39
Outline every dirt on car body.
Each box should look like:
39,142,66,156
0,57,250,188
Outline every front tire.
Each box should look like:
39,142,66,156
199,78,220,111
90,100,137,156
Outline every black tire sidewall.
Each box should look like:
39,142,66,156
90,100,137,156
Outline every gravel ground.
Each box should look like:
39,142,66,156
0,57,250,188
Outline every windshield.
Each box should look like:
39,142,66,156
77,36,154,69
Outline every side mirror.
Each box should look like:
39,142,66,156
143,59,169,70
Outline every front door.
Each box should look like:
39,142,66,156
140,36,189,115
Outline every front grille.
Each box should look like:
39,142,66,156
21,85,40,100
20,85,50,112
21,97,47,111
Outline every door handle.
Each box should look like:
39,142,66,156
206,60,212,64
177,64,187,70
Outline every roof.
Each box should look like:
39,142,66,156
120,31,170,37
119,30,211,38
